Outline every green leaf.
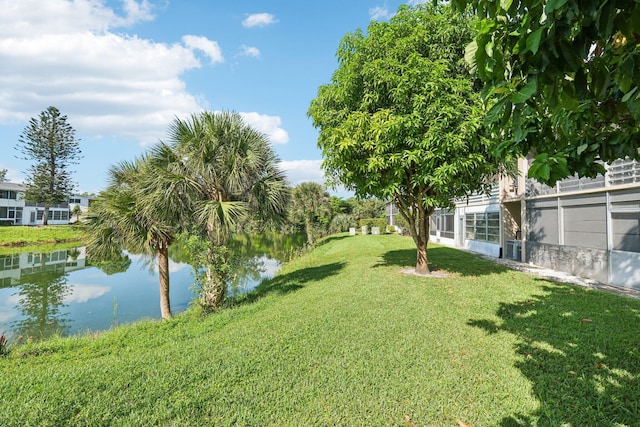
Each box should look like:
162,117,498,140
577,143,588,155
526,28,544,54
485,40,494,58
511,80,537,103
464,40,478,70
545,0,568,14
485,97,508,124
621,87,638,103
559,84,580,111
500,0,513,12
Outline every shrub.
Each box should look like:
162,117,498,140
329,214,355,234
358,218,387,231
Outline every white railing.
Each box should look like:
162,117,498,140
526,158,640,196
607,158,640,186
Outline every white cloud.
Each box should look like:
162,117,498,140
407,0,428,5
64,284,111,304
0,1,289,153
239,112,289,144
0,307,17,323
242,13,278,28
182,35,224,64
279,160,324,185
239,44,261,58
0,0,219,147
0,292,21,323
0,164,24,183
120,0,155,26
369,5,391,20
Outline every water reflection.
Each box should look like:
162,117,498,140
0,233,304,343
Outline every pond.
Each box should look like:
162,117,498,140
0,233,305,344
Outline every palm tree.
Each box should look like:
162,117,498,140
148,111,290,309
87,111,289,314
86,158,178,319
290,182,331,245
71,205,82,223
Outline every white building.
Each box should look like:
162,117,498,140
0,246,88,288
0,182,71,225
391,158,640,291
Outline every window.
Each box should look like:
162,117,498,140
69,197,82,204
0,190,17,199
430,210,455,238
0,254,20,271
465,212,500,243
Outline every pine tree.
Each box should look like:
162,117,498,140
17,106,81,225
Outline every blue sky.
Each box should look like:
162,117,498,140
0,0,424,195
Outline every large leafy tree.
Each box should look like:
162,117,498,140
290,182,331,245
453,0,640,184
17,106,81,225
308,4,501,275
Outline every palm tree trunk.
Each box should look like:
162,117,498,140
42,206,49,226
158,245,172,319
203,265,225,309
305,217,314,245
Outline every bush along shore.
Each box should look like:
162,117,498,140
1,233,639,426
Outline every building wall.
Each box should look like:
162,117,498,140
526,241,609,283
0,182,70,225
523,159,640,288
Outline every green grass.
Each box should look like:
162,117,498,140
1,234,639,426
0,225,86,249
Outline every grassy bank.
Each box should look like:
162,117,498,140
0,225,86,249
1,234,639,426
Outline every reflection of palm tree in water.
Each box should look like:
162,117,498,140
11,258,72,343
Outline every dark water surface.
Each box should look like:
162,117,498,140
0,233,304,343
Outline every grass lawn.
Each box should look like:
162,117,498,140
0,225,86,248
1,234,639,426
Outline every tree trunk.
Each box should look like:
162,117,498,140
415,240,429,275
202,265,225,309
411,205,431,275
393,194,433,275
42,206,49,226
305,218,314,245
158,245,172,319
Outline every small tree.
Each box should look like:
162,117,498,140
71,205,82,223
290,182,331,245
308,4,502,274
0,169,7,182
17,106,81,225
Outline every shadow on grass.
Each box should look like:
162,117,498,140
317,234,350,246
231,262,346,307
376,245,509,277
468,284,640,426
